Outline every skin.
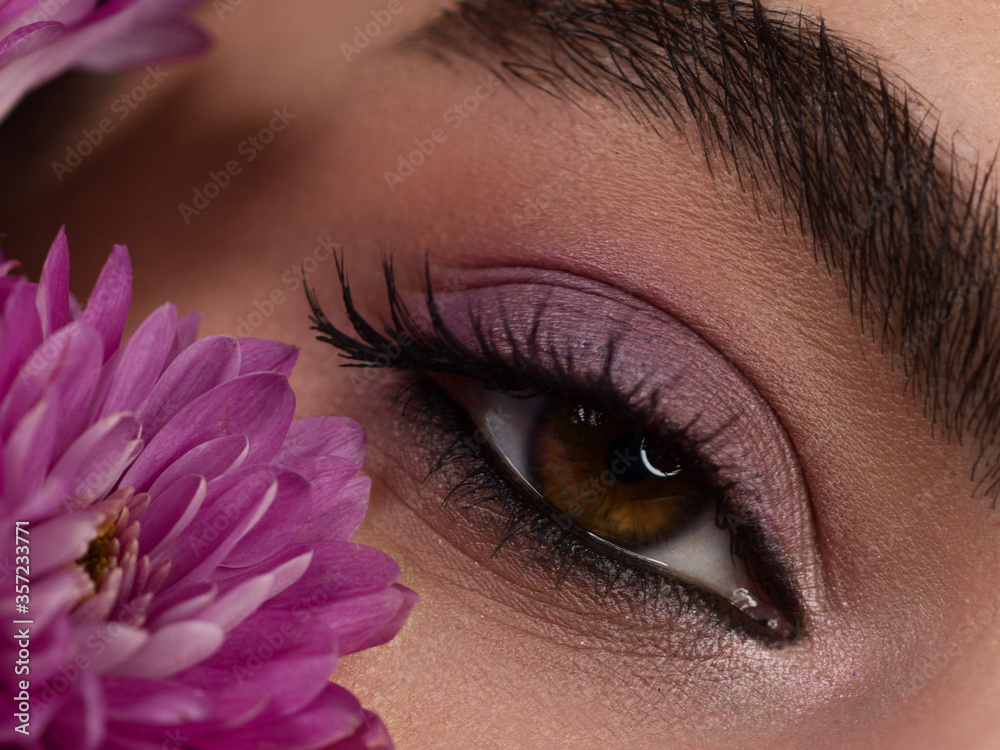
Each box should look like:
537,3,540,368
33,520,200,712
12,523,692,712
3,0,1000,747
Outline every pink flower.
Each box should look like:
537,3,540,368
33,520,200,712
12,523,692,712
0,0,209,120
0,230,416,749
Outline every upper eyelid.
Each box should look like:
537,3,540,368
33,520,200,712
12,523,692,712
309,259,827,631
415,0,1000,499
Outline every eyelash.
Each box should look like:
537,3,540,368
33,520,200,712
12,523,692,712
306,255,799,642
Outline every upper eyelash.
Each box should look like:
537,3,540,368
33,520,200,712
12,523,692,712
306,254,800,640
309,254,710,437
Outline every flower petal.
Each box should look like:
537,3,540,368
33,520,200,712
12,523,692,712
73,622,150,673
110,620,225,678
35,225,72,336
123,372,295,492
32,511,99,576
156,466,280,590
47,413,143,511
237,338,299,377
0,279,41,395
145,580,216,629
77,16,208,70
182,611,337,724
131,334,240,441
43,667,107,750
81,244,132,360
141,474,207,554
223,467,311,568
281,416,366,466
320,583,418,655
192,683,389,750
289,460,370,543
102,675,211,725
91,302,176,421
1,398,58,518
145,433,248,500
0,321,103,453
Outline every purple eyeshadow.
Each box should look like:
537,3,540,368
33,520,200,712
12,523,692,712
419,266,819,606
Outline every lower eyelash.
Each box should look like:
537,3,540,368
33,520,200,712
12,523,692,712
391,372,784,642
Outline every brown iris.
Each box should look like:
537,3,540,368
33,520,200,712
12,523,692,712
529,401,714,548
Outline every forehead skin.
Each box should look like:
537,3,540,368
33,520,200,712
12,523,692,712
3,1,1000,749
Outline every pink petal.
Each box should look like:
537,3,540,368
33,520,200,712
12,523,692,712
266,543,401,610
213,547,314,602
73,622,150,673
0,0,207,120
196,574,275,631
35,226,72,335
123,373,295,492
32,511,98,575
281,416,366,466
0,0,95,31
43,667,106,750
0,280,42,395
0,322,103,455
0,1,44,27
91,303,176,421
183,611,337,723
110,620,224,678
102,675,211,725
237,338,298,377
156,466,280,590
141,474,207,554
0,20,63,66
132,334,240,441
320,583,418,655
81,244,131,360
175,311,200,349
223,467,311,568
32,567,92,631
1,398,58,517
289,461,370,543
77,17,208,71
48,413,142,511
192,683,387,750
145,581,216,629
145,434,248,500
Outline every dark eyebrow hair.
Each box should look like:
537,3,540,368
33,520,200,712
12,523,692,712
416,0,1000,499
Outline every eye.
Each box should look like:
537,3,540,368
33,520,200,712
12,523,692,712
307,258,817,643
457,384,794,637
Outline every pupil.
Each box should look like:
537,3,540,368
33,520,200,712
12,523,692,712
606,434,681,484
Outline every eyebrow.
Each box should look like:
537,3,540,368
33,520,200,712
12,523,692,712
417,0,1000,499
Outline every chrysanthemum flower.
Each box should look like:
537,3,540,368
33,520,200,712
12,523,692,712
0,0,209,120
0,230,416,749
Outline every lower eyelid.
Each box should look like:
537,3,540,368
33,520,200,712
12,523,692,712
375,373,794,648
310,259,823,640
415,272,820,602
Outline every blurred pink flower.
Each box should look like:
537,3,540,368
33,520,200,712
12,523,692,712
0,230,416,749
0,0,209,120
